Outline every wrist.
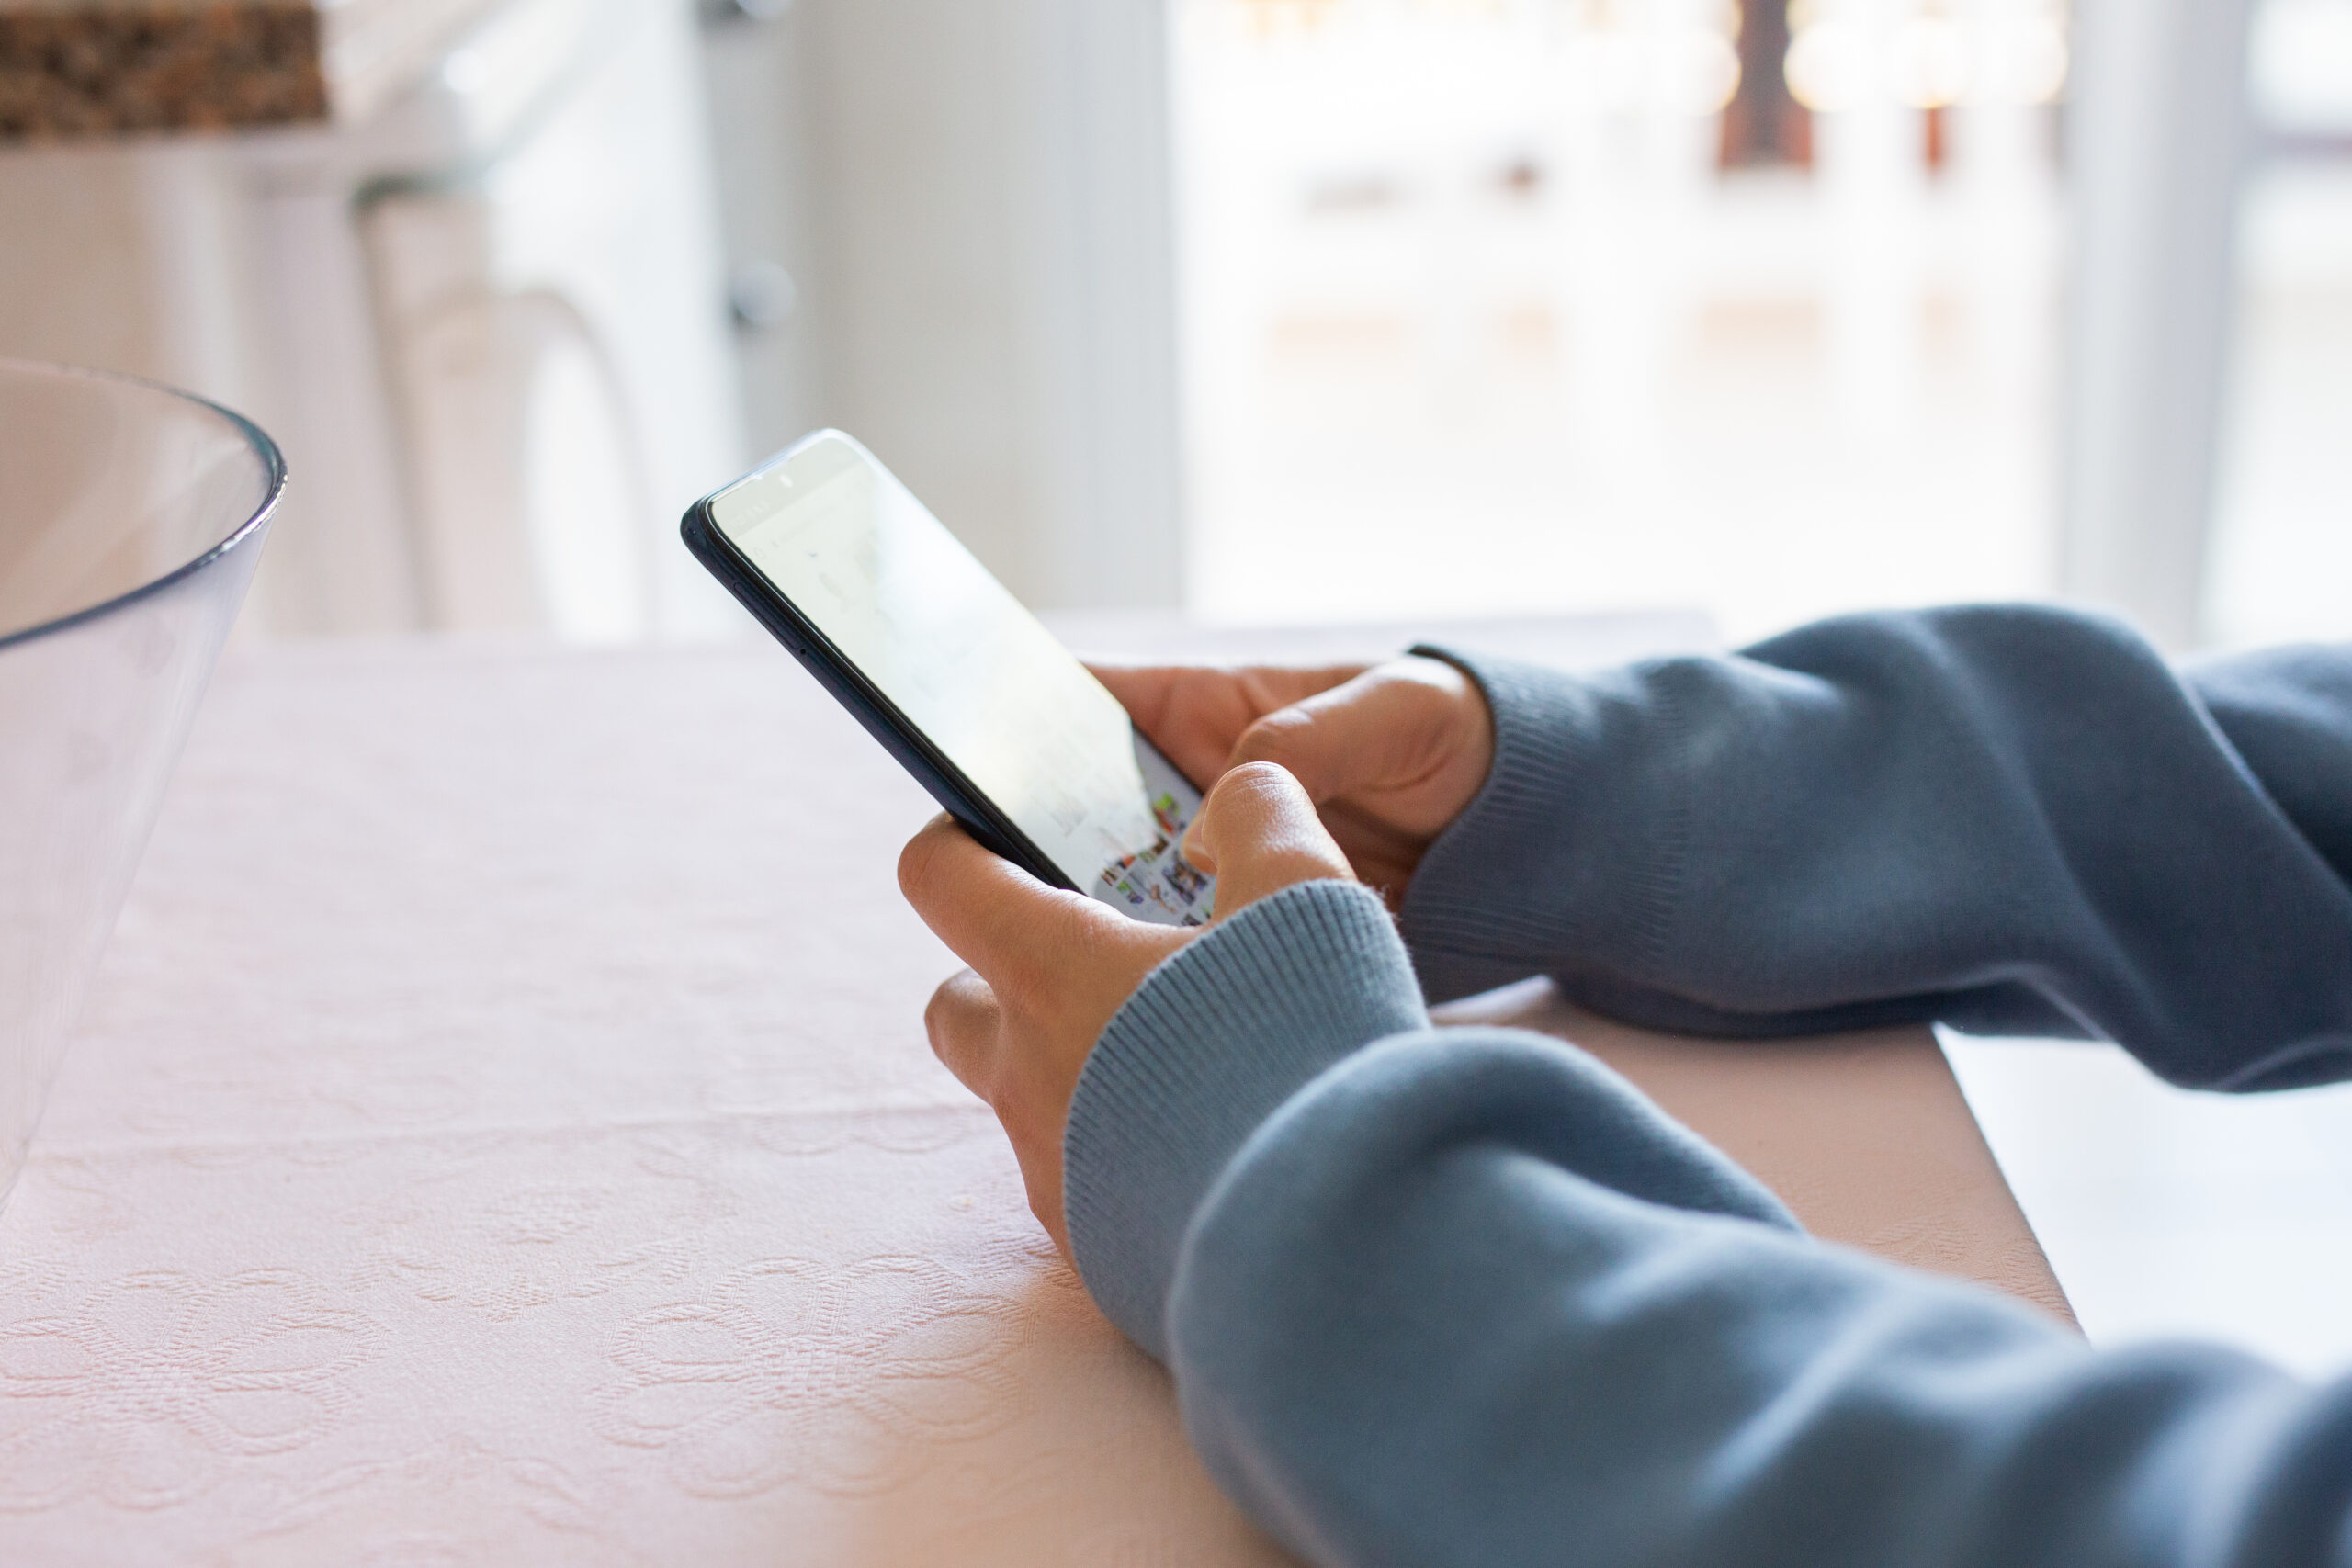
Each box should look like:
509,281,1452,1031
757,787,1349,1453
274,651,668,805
1061,879,1428,1360
1399,647,1690,1004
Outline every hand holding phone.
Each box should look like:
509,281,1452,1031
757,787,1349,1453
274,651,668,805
1090,658,1494,905
900,757,1354,1258
683,431,1397,1254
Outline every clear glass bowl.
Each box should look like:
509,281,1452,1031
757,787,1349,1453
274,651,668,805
0,361,282,1214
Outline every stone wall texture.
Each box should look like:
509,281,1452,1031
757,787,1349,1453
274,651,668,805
0,5,326,141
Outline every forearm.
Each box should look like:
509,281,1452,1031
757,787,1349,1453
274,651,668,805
1173,1029,2352,1568
1068,884,2352,1568
1404,609,2352,1089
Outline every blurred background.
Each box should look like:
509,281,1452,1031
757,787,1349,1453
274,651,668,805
1,0,2346,651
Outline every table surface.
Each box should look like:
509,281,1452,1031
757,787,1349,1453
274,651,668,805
0,622,2064,1563
1946,1029,2352,1381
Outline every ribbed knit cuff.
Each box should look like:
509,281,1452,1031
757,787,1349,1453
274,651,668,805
1063,879,1429,1361
1395,647,1591,1002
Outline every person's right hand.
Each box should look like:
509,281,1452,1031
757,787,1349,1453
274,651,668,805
1090,656,1496,905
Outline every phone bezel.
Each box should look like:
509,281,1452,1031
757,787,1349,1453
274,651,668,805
680,433,1091,895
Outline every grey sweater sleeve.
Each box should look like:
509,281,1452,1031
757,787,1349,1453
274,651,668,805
1404,605,2352,1089
1058,607,2352,1567
1065,886,2352,1568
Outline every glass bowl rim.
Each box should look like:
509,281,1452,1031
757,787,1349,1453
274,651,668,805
0,357,287,654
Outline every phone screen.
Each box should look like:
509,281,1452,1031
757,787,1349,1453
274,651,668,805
709,433,1215,927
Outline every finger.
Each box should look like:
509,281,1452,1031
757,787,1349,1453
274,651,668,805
1087,662,1367,789
1226,658,1472,810
923,968,1002,1098
1085,663,1190,738
898,815,1099,991
1186,761,1354,916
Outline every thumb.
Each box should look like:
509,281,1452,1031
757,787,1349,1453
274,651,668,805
1187,762,1355,917
1224,660,1462,807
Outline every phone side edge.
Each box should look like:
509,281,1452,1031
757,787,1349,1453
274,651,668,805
678,502,1082,894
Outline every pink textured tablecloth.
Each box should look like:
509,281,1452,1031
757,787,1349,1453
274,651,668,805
0,627,2064,1563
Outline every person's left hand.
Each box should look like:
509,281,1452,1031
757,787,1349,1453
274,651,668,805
898,761,1355,1259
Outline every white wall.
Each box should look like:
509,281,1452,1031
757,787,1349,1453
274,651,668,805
753,0,1185,610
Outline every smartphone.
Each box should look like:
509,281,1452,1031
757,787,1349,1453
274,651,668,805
681,429,1215,927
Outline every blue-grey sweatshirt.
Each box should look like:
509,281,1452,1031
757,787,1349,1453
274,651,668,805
1061,604,2352,1567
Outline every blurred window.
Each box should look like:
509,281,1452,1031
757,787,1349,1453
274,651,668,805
1173,0,2067,640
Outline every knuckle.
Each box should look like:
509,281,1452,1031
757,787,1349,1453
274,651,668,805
1231,706,1310,765
1403,657,1476,719
921,978,960,1037
1411,663,1469,716
896,818,950,899
923,969,998,1062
